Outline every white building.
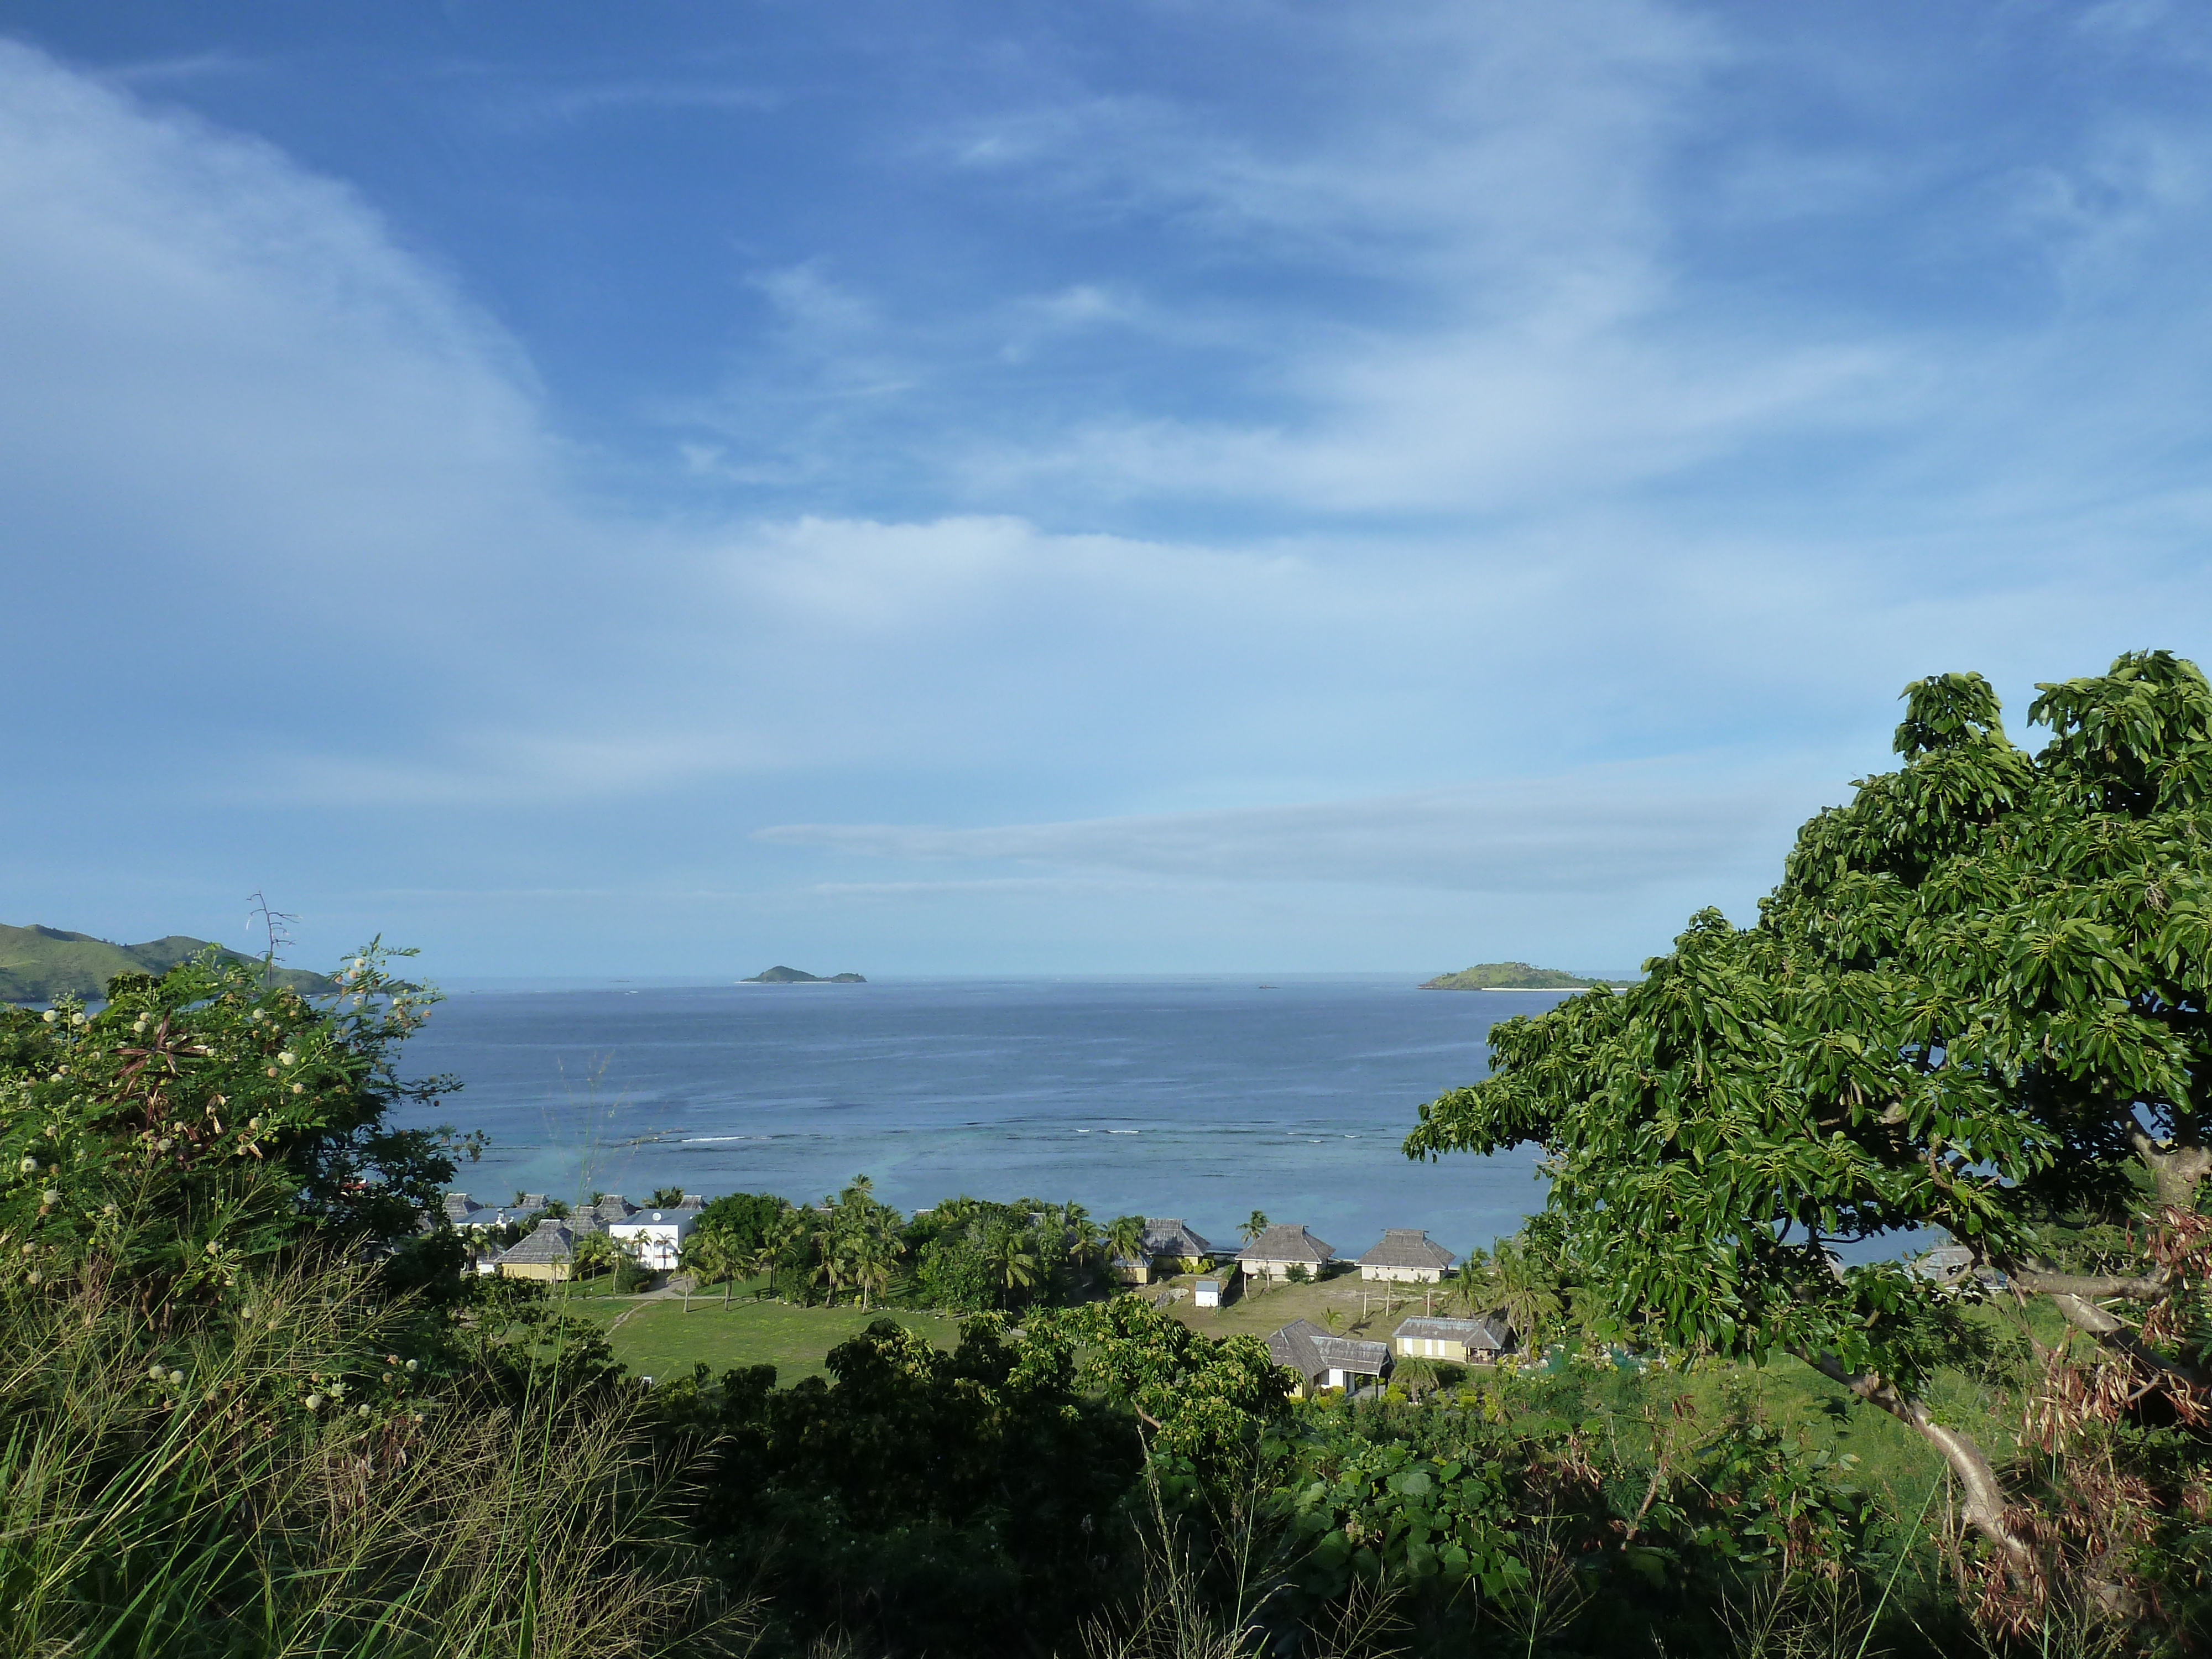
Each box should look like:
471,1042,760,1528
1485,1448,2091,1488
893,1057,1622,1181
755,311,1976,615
607,1194,706,1270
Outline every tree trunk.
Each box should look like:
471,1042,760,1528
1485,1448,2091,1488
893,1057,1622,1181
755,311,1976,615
1796,1348,2031,1574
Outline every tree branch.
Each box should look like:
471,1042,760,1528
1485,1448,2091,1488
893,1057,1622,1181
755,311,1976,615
2004,1265,2172,1302
1791,1346,2031,1573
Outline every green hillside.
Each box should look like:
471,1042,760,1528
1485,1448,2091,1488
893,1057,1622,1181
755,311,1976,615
742,965,867,983
0,923,340,1003
1419,960,1634,990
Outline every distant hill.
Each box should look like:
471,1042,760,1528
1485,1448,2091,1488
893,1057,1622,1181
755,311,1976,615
742,966,867,984
0,923,341,1004
1419,961,1634,991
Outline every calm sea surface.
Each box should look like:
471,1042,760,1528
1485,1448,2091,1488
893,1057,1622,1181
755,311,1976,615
396,977,1559,1259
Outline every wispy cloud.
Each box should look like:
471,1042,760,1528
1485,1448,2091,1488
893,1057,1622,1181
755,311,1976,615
759,764,1822,895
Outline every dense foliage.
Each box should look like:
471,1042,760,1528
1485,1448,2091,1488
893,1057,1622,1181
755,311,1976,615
684,1184,1121,1314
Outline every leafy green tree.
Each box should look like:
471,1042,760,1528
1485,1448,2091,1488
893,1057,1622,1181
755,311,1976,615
690,1190,789,1259
1406,652,2212,1583
647,1185,687,1207
1239,1209,1270,1244
1034,1296,1290,1469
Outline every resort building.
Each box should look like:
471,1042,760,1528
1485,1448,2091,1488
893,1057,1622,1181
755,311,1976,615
440,1192,550,1229
1391,1313,1512,1364
1237,1223,1334,1282
1266,1318,1391,1396
1354,1229,1457,1283
1113,1218,1219,1285
494,1217,589,1282
607,1194,705,1270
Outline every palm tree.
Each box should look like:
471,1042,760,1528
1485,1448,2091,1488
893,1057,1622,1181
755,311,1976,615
1395,1357,1440,1402
1061,1204,1105,1281
1104,1214,1146,1284
850,1224,903,1312
570,1228,619,1293
1489,1238,1566,1349
987,1227,1039,1309
761,1209,807,1302
1239,1211,1270,1245
682,1233,733,1311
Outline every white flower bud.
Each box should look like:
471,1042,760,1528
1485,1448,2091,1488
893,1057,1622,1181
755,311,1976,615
41,1010,57,1024
148,1363,165,1381
279,1051,295,1066
71,1014,87,1028
40,1190,59,1206
168,1370,184,1387
357,1404,371,1417
305,1394,324,1411
18,1157,37,1174
291,1083,304,1094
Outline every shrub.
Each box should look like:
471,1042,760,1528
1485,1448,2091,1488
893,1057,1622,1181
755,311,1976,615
0,1248,748,1658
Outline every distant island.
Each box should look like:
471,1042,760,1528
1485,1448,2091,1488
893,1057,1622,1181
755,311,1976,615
743,966,868,984
1419,961,1634,992
1,922,341,1003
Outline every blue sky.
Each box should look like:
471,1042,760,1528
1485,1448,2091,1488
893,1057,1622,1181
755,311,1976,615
2,0,2208,977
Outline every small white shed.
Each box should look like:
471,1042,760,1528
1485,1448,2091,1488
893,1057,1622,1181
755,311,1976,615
1193,1277,1223,1307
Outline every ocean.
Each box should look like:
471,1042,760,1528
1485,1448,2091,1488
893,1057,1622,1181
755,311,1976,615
395,975,1558,1259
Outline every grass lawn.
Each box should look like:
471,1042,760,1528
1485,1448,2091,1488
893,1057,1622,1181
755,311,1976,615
1158,1267,1447,1343
565,1281,966,1383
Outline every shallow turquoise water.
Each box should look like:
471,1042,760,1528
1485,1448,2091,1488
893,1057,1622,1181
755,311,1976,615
397,975,1558,1259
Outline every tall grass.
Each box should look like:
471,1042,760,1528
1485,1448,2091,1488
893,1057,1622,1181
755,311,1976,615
0,1253,749,1659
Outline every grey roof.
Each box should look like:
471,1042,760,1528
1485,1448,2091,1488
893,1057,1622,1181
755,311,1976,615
497,1218,581,1266
588,1194,638,1224
1266,1319,1389,1380
1357,1229,1457,1271
1910,1244,1976,1283
1140,1218,1215,1259
1239,1224,1334,1264
442,1192,482,1223
1393,1313,1510,1352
